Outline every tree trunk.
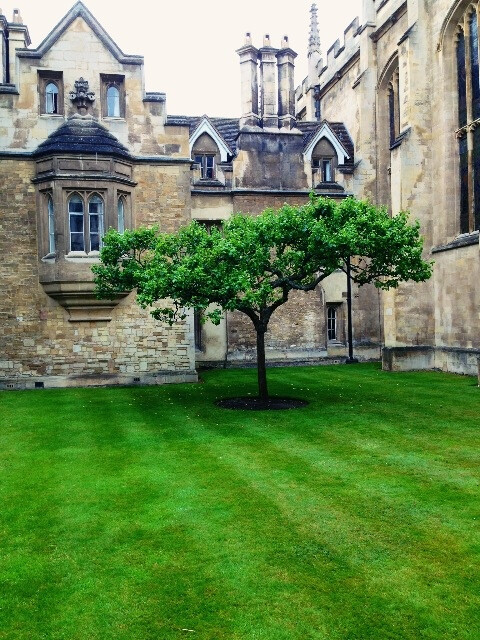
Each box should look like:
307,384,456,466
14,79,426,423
256,327,268,400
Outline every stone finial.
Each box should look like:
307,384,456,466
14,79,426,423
12,8,22,23
308,3,321,57
69,77,95,115
281,35,289,48
244,32,252,45
263,34,271,47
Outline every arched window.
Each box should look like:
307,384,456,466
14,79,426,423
47,195,55,254
45,82,59,114
69,194,84,252
387,70,400,147
117,196,125,233
456,8,480,233
107,85,120,117
311,137,336,184
88,195,104,252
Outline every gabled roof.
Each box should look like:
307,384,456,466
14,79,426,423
16,1,143,65
298,120,354,164
189,116,234,162
167,115,240,157
34,114,131,159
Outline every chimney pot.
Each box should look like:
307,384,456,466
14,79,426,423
13,8,22,23
264,34,270,47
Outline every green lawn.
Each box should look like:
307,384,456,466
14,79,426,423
0,364,479,640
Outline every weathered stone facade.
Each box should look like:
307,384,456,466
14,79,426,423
0,3,196,389
3,0,475,388
297,0,480,375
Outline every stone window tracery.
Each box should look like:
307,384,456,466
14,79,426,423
456,5,480,233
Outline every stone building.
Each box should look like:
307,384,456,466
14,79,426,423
297,0,480,375
1,0,477,389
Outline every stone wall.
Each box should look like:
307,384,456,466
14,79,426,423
0,159,196,389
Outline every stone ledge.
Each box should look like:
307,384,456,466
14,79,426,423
383,345,480,375
432,231,479,253
0,370,199,391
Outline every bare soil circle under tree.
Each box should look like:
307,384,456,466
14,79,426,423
215,396,309,410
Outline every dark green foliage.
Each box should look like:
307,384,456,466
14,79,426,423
93,196,433,398
94,196,432,325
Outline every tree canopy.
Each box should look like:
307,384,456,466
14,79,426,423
93,195,433,401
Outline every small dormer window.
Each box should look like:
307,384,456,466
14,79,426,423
194,154,215,179
312,156,334,183
107,85,120,117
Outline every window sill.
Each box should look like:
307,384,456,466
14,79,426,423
192,179,224,187
66,251,101,262
39,113,64,118
389,127,411,150
103,116,126,122
41,251,56,263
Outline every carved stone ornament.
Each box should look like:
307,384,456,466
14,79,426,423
69,77,95,114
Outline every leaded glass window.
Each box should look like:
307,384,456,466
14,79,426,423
88,195,104,252
456,9,480,233
69,194,84,252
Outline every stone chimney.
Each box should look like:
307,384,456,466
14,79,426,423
276,35,297,130
8,8,30,85
258,34,278,128
236,33,260,128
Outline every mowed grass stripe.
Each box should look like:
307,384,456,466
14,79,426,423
0,363,479,639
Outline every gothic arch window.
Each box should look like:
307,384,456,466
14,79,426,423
101,75,125,118
455,5,480,232
388,70,400,147
45,82,59,114
107,85,120,117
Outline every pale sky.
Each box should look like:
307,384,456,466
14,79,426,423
2,0,363,117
